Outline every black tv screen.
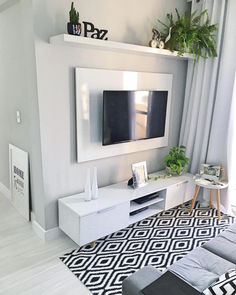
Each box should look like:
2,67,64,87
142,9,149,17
103,90,168,146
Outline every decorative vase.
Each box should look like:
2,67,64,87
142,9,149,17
67,22,81,36
84,168,91,201
91,167,99,200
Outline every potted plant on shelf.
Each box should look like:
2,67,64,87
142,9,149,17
157,9,218,61
67,2,81,36
164,146,190,176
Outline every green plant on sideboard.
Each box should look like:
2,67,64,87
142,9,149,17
164,146,190,176
157,8,218,61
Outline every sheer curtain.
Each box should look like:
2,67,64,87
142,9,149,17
227,73,236,212
179,0,226,173
179,0,236,213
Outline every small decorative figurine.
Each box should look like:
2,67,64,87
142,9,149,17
165,26,173,43
149,28,159,48
149,28,165,49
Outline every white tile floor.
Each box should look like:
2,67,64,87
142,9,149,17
0,193,91,295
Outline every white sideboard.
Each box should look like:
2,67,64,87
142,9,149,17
58,172,195,246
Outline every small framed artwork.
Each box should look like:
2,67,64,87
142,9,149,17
200,164,222,182
132,161,148,188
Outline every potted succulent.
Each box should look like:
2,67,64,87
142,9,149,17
67,2,81,36
164,146,190,176
157,9,218,61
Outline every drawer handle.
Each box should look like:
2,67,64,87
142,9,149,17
97,206,117,214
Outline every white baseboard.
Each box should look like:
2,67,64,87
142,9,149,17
0,186,62,241
31,212,63,241
0,182,11,200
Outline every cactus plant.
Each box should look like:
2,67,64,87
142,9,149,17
67,2,81,35
69,2,79,24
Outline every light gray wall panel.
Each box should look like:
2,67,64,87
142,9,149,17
33,0,188,229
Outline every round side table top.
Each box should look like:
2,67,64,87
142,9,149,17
193,178,228,190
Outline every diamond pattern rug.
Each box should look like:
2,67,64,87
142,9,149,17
60,203,235,295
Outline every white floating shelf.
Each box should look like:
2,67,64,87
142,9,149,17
50,34,193,60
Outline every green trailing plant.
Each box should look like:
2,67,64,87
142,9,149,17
148,175,161,181
164,146,190,176
148,174,170,181
157,9,218,61
69,2,79,24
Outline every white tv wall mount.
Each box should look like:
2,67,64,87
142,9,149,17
75,68,173,163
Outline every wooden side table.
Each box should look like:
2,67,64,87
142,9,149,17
189,179,228,220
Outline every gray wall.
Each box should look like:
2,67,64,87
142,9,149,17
32,0,189,230
1,0,235,231
0,0,31,188
0,0,46,228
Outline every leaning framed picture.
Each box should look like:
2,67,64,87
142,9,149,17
132,161,148,188
9,144,30,221
200,164,222,182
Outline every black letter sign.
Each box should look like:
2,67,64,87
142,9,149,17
82,21,108,40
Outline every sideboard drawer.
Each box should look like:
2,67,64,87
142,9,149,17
79,202,129,245
165,182,187,210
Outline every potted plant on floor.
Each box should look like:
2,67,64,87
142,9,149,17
67,2,81,36
157,9,218,61
164,146,190,176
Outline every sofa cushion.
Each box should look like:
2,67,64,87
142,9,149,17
203,269,236,295
122,266,162,295
168,247,236,292
202,223,236,264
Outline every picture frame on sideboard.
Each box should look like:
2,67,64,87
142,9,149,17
132,161,148,188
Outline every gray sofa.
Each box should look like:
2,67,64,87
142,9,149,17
122,223,236,295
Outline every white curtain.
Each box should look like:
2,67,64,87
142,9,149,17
226,73,236,212
179,0,236,212
179,0,227,173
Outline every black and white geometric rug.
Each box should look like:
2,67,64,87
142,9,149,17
60,202,235,295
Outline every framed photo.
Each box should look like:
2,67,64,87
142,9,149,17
200,164,222,182
132,161,148,188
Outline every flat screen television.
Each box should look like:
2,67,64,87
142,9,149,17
103,90,168,146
